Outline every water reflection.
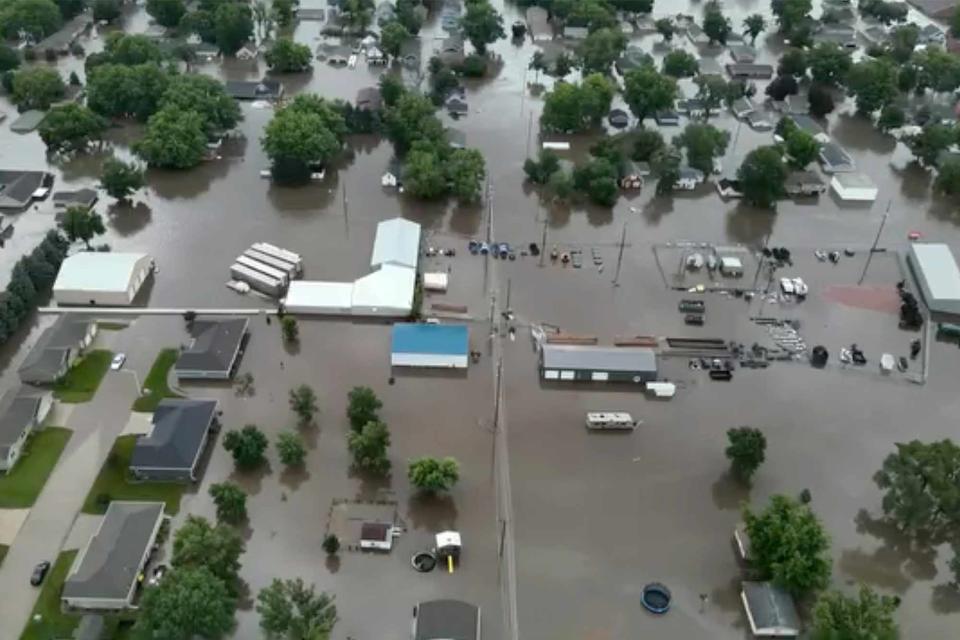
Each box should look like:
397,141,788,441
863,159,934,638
709,471,749,511
726,203,775,245
831,114,898,155
107,201,152,237
406,493,458,531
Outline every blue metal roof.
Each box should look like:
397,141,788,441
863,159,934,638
391,324,468,355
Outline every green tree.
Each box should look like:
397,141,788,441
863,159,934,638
379,73,404,108
694,75,734,119
215,2,254,55
811,585,899,640
92,0,121,22
38,104,107,155
847,58,898,115
808,83,835,117
100,157,145,201
540,73,614,133
743,14,766,44
632,129,665,162
654,17,674,42
674,123,729,175
56,0,84,20
552,51,574,78
133,567,235,640
322,534,340,554
906,123,955,167
888,24,919,64
725,426,767,483
88,63,171,121
171,515,245,585
272,0,294,28
266,38,312,72
104,33,165,65
396,0,422,34
146,0,186,28
523,150,561,184
135,106,207,169
662,49,698,78
623,66,677,124
460,0,504,55
577,27,626,75
347,420,391,474
744,494,831,596
0,0,62,40
877,103,905,132
653,146,681,195
180,9,216,43
935,157,960,196
784,128,819,168
403,144,447,199
737,145,787,208
59,206,105,248
276,432,307,467
380,20,409,59
0,44,20,73
263,106,343,184
281,316,299,342
223,424,269,469
256,578,337,639
546,168,574,201
914,48,960,95
566,0,615,30
778,47,807,77
953,5,960,38
572,158,618,206
772,0,812,35
289,384,318,427
11,66,64,110
340,0,374,32
808,43,851,86
408,456,460,493
447,147,485,202
702,0,731,45
873,439,960,535
347,386,382,431
209,481,248,524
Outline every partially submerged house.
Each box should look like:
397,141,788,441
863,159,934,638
446,96,469,116
698,56,724,77
235,41,260,60
726,63,774,79
747,111,773,130
677,98,707,119
413,599,481,640
728,44,756,63
174,317,249,380
53,252,154,306
813,26,858,49
445,128,466,149
686,23,710,46
130,399,219,482
771,94,809,116
654,110,680,126
618,161,644,189
35,14,90,56
18,316,97,385
62,502,167,611
818,142,855,173
740,581,801,638
224,80,284,101
677,167,705,190
788,114,830,143
785,171,826,196
355,87,382,112
731,96,755,120
525,6,552,42
0,387,53,473
9,110,47,133
562,25,589,40
831,172,878,201
53,188,98,211
908,0,959,20
616,47,653,74
0,170,51,211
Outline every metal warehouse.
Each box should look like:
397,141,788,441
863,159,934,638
540,345,658,383
391,323,469,368
907,242,960,321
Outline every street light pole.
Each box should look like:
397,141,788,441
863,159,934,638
612,222,628,287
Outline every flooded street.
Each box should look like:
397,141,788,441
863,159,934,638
3,0,960,637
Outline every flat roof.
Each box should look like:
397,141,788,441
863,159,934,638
284,281,354,311
833,172,875,189
63,502,165,602
54,252,151,294
392,324,469,356
741,581,800,636
909,243,960,315
415,599,480,640
352,264,416,313
370,217,421,269
542,345,657,373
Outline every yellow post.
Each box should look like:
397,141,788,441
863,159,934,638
447,555,454,574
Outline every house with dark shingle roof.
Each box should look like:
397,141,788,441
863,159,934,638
18,316,97,385
175,317,249,380
740,581,801,637
130,399,218,482
0,387,53,472
53,188,98,211
224,80,284,101
0,170,51,211
62,502,166,611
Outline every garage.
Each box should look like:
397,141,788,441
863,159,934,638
53,252,154,306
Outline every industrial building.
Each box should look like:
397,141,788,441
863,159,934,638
0,388,53,472
62,502,167,611
540,345,658,383
370,217,421,270
391,324,469,368
907,242,960,321
53,252,154,306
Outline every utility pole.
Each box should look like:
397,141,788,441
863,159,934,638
341,180,349,236
525,111,533,158
612,222,627,287
539,218,548,267
859,206,889,285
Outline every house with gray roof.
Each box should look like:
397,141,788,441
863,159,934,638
785,170,827,196
130,399,218,482
0,387,53,473
62,502,166,611
0,170,50,211
818,141,855,173
908,0,959,19
9,110,47,134
18,316,97,385
224,80,283,101
175,317,248,380
35,14,90,56
53,188,98,211
813,26,858,48
740,581,801,637
616,47,653,74
525,6,552,42
786,114,830,143
726,63,774,79
414,599,481,640
356,87,382,112
728,44,757,63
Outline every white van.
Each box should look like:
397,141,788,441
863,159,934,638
585,412,637,431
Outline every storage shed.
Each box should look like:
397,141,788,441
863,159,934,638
740,581,801,637
907,242,960,321
540,345,657,383
54,252,154,306
391,324,469,368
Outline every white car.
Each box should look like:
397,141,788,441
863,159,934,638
110,353,126,370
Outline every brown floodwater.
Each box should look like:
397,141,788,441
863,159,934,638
4,0,960,637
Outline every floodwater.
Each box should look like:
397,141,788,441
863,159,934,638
3,0,960,637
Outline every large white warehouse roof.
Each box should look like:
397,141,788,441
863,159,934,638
370,218,421,270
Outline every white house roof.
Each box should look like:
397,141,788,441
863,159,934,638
284,281,354,312
352,264,416,313
370,218,421,269
54,253,151,293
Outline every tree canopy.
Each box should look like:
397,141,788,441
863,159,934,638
265,38,313,72
674,123,729,175
347,420,391,474
39,104,107,155
276,431,307,467
262,96,345,184
577,27,626,75
209,481,248,524
702,0,731,45
846,58,898,115
783,127,819,169
101,157,146,201
662,50,698,78
87,63,171,121
215,2,254,55
0,43,19,73
256,578,337,640
811,585,899,640
743,14,766,44
133,567,236,640
540,73,614,133
223,424,270,469
935,157,960,196
92,0,121,22
460,0,504,55
623,65,677,123
347,386,382,430
135,106,208,169
11,66,64,111
873,439,960,536
408,456,460,492
289,384,319,427
146,0,186,28
744,494,831,596
171,515,245,586
380,20,410,59
0,0,61,40
725,426,767,483
808,43,851,86
59,207,105,248
737,145,787,208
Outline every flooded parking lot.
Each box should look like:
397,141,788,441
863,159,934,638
4,0,960,637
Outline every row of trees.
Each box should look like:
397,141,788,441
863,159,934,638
145,0,256,56
0,0,63,40
0,231,69,345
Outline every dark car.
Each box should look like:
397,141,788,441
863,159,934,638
30,561,51,586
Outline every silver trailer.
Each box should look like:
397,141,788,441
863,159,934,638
251,243,302,274
235,255,289,285
230,263,284,297
244,248,299,279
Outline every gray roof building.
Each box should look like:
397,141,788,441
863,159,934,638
616,47,653,74
74,615,106,640
907,0,959,19
541,345,658,383
130,399,218,482
9,110,47,133
62,502,166,611
356,87,382,112
726,63,773,79
787,114,829,142
0,170,49,210
785,170,826,195
907,242,960,320
698,56,724,76
35,15,90,54
740,581,801,637
414,599,481,640
0,387,52,470
224,80,284,100
818,142,855,173
53,188,98,210
175,317,249,379
728,44,757,62
18,316,96,385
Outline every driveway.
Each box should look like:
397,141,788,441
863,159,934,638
0,371,138,638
